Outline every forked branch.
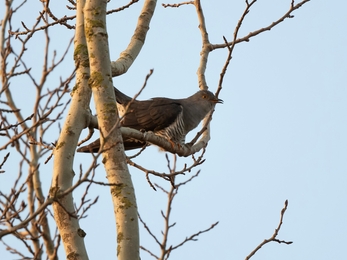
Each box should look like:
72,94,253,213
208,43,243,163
245,200,292,260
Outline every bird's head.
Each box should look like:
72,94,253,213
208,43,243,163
196,90,223,105
181,90,223,133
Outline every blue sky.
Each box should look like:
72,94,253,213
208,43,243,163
1,0,347,259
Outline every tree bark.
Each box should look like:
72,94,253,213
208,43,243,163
84,0,140,259
51,0,91,259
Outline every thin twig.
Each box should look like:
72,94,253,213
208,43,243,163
162,1,193,8
245,200,292,260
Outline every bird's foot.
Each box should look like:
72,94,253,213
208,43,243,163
168,140,189,151
168,139,178,149
184,142,193,148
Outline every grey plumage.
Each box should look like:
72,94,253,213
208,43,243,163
77,87,222,153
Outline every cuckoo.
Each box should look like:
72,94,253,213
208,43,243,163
77,87,222,153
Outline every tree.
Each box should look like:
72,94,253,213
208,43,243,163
0,0,311,259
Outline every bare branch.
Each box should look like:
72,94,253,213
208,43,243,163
0,152,10,172
170,221,219,251
212,0,311,50
138,214,162,247
194,0,211,89
111,0,157,76
107,0,140,14
162,1,193,8
140,168,218,260
245,200,292,260
120,127,208,157
127,149,204,182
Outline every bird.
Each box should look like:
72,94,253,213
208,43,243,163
77,87,223,153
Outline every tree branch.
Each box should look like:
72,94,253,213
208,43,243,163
245,200,292,260
111,0,157,76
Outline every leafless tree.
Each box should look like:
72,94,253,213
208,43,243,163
0,0,310,259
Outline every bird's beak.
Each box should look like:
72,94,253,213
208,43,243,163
214,98,223,104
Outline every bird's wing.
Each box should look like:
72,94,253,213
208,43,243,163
114,87,132,105
121,98,183,132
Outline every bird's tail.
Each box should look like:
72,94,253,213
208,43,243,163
77,137,148,153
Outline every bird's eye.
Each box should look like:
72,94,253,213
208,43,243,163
202,94,207,99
